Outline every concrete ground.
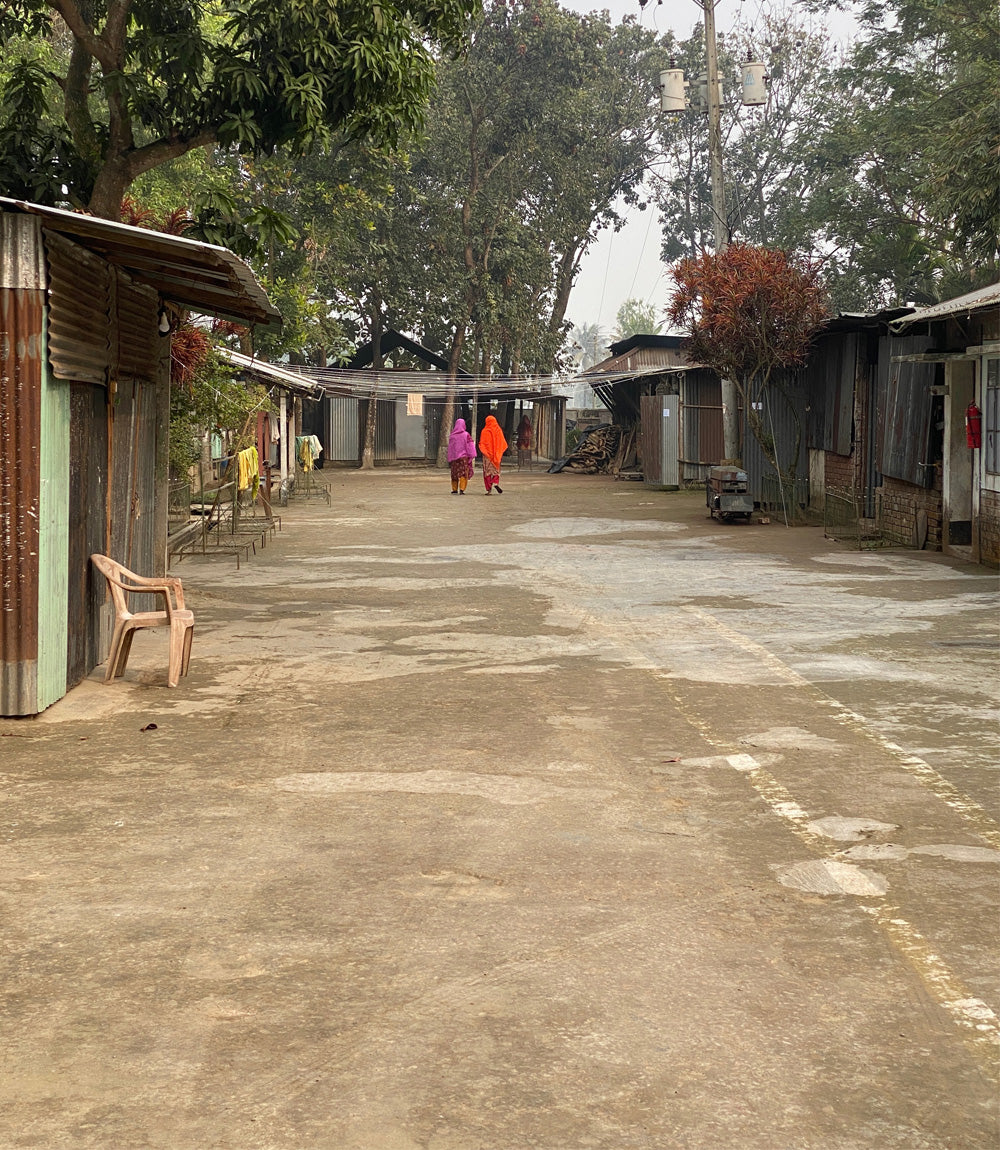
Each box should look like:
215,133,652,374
2,468,998,1149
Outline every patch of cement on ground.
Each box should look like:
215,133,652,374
740,726,844,752
790,655,943,685
838,844,910,861
839,843,1000,863
678,752,785,770
810,554,996,581
274,769,611,806
547,712,607,731
911,844,1000,863
33,677,126,722
805,816,899,841
394,870,511,902
773,859,889,896
507,517,685,539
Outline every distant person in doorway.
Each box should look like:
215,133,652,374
447,418,476,495
479,414,508,494
516,414,532,453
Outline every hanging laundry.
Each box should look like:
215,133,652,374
236,446,260,498
406,393,424,417
295,435,323,471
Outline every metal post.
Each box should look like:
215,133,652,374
702,0,741,464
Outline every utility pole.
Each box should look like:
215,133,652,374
702,0,741,464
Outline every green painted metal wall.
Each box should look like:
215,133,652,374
36,313,70,711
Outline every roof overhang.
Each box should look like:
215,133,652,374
889,283,1000,332
219,350,325,397
0,197,281,330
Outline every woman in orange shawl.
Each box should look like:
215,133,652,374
478,414,508,494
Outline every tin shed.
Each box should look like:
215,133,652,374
0,199,279,715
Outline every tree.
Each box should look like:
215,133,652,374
568,322,607,370
613,298,662,341
654,13,845,282
806,0,1000,303
667,243,829,478
0,0,480,220
404,0,667,460
655,0,999,310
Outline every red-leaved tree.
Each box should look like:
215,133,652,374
668,244,830,480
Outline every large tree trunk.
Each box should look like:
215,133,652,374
548,242,581,341
84,158,132,221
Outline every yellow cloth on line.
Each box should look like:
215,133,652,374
237,446,259,497
297,437,313,471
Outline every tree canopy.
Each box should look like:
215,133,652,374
0,0,481,219
655,0,999,309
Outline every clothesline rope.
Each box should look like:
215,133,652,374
280,365,671,400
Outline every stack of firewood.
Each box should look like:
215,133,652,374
561,425,622,473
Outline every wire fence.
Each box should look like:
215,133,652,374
823,489,888,550
760,473,810,524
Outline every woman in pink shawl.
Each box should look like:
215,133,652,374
447,418,477,494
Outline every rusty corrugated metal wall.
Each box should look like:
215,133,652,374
640,394,662,485
112,270,158,384
0,214,46,714
66,383,108,689
878,334,936,486
45,230,111,385
805,333,857,456
3,213,167,713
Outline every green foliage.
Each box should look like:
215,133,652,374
822,0,1000,301
614,299,662,341
168,343,271,476
0,0,481,217
399,0,669,373
656,1,999,310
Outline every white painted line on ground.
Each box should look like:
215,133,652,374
685,607,1000,851
559,598,1000,1068
859,901,1000,1070
728,751,1000,1072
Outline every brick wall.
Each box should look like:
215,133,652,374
824,451,855,496
877,474,943,549
979,488,1000,567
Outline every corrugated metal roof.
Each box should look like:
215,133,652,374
585,349,690,376
0,197,280,328
220,349,325,397
891,283,1000,330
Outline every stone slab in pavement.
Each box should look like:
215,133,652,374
1,468,998,1149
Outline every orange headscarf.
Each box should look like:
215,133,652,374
478,415,508,469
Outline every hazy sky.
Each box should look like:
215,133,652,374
558,0,858,334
